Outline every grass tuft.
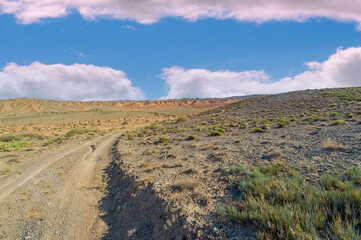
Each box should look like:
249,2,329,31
330,120,348,126
0,135,24,142
159,137,170,143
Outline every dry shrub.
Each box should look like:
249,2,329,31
323,139,345,151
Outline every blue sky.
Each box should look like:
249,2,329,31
1,1,361,100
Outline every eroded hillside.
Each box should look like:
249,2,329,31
103,87,361,239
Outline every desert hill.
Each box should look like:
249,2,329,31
0,97,239,115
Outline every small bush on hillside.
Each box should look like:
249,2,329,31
346,113,354,118
230,164,245,174
210,131,222,136
330,112,342,119
21,133,39,138
210,128,225,136
0,135,23,142
187,135,197,140
330,120,348,126
65,129,86,137
44,141,53,146
65,129,98,137
218,128,226,133
254,128,265,133
177,116,189,123
137,132,145,137
159,137,170,143
277,121,288,128
240,123,248,129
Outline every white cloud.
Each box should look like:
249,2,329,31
1,0,361,28
161,47,361,99
0,62,144,101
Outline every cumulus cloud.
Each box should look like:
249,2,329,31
0,62,144,101
161,47,361,99
1,0,361,28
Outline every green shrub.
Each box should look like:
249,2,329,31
230,164,361,240
177,116,189,123
0,141,33,152
230,164,245,174
210,131,222,136
21,133,39,138
65,129,86,137
277,121,288,128
218,128,226,133
330,112,342,119
330,120,348,126
159,137,170,143
0,135,23,142
44,141,53,146
210,128,225,136
239,122,248,129
345,167,361,186
346,113,354,118
187,135,197,140
254,128,265,133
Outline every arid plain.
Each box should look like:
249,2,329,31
0,87,360,239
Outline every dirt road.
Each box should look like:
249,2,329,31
0,133,120,240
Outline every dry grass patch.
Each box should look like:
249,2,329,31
264,147,283,160
171,179,199,192
0,164,12,176
323,139,345,151
229,163,361,240
139,161,151,168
